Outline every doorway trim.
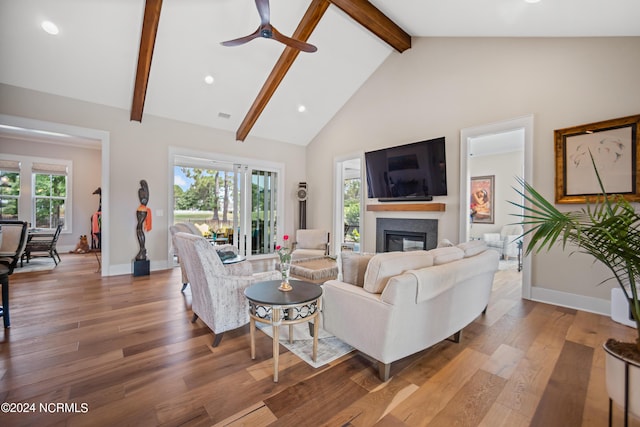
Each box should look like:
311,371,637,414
0,113,110,276
460,114,533,299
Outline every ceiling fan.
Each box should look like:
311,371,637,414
221,0,318,53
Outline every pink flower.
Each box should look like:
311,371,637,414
276,245,282,250
283,234,289,241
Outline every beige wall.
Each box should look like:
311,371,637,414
469,150,524,239
0,84,306,274
307,37,640,310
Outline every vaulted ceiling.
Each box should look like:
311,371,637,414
1,0,639,146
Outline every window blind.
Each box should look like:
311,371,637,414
32,162,68,175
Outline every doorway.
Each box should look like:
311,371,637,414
460,115,533,299
333,155,364,255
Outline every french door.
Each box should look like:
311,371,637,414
233,164,279,257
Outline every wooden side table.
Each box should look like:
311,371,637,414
244,279,322,382
0,264,10,328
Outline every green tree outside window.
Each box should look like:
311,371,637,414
34,173,66,228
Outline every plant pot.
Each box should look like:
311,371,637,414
603,339,640,424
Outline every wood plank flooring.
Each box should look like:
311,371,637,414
0,253,638,426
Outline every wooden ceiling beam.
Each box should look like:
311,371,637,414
329,0,411,53
130,0,163,122
237,0,410,141
236,0,330,142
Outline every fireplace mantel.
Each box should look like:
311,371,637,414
366,203,445,212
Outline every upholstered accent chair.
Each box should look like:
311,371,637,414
0,220,29,274
291,229,330,261
482,225,523,260
170,223,253,291
173,232,280,347
170,223,200,291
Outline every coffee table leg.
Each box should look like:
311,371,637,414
272,307,281,383
312,314,319,362
249,317,256,359
288,308,294,344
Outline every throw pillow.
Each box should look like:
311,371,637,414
426,246,464,265
341,252,375,287
364,251,434,294
437,238,455,247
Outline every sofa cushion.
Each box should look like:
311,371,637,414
426,246,464,265
437,238,455,248
363,251,433,294
457,240,487,258
341,252,375,287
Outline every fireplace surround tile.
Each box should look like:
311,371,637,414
376,218,438,253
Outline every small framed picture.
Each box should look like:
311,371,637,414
555,114,640,204
470,175,494,224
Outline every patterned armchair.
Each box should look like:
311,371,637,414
171,223,253,291
170,223,200,291
173,232,280,347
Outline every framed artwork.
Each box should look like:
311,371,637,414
470,175,494,224
555,114,640,204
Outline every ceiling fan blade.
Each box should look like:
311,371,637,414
271,27,317,53
220,26,262,47
255,0,270,26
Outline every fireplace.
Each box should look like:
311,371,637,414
384,230,427,252
376,218,438,253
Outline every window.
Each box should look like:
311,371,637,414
0,156,72,230
0,160,21,220
33,165,68,228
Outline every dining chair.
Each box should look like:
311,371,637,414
0,220,29,274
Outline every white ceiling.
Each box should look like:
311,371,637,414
1,0,639,146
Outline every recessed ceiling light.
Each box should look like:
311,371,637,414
297,105,306,113
204,75,214,85
41,20,59,35
524,0,541,3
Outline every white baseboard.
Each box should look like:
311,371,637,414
611,288,637,328
530,285,611,317
108,260,172,277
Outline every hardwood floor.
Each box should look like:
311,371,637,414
0,253,638,426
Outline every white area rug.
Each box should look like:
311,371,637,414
256,322,354,369
12,258,57,274
499,259,519,271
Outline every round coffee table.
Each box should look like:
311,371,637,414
244,279,322,382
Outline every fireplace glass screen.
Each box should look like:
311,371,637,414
384,231,427,252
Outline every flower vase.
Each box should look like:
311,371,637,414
278,262,292,291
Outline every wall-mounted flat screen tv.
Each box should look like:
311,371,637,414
365,137,447,201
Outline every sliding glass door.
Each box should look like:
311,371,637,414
173,154,281,258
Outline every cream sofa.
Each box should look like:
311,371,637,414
321,241,499,381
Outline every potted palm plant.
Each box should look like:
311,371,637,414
511,156,639,421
